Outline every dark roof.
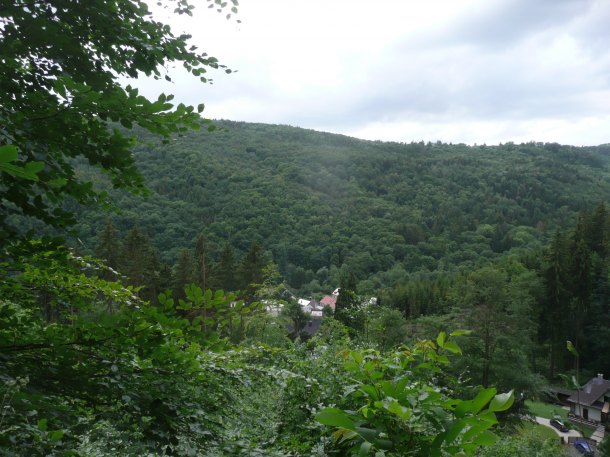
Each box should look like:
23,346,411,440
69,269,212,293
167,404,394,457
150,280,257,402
301,319,322,336
567,376,610,406
549,386,576,397
286,319,322,337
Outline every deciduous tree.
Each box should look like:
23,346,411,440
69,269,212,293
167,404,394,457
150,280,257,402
0,0,236,240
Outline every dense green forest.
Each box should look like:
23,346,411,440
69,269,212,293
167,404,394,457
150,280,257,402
72,122,610,294
2,0,610,456
65,121,610,381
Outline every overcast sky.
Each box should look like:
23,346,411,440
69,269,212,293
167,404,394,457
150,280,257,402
140,0,610,146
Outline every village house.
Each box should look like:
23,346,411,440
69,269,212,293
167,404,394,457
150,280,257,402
320,295,336,311
568,374,610,423
262,300,284,317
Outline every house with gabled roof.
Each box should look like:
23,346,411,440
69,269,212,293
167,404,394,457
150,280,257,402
568,374,610,423
297,298,311,307
320,295,336,311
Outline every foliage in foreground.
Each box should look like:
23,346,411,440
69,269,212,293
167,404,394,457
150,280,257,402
476,431,568,457
0,240,518,456
0,0,239,240
316,331,514,456
0,241,258,455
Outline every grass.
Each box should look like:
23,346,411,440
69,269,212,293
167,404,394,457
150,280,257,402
519,422,562,441
572,424,595,438
525,400,596,437
525,400,568,420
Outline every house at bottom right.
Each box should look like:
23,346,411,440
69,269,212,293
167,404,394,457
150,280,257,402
568,374,610,423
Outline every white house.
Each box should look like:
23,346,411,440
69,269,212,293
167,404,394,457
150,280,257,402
262,300,284,317
568,374,610,423
297,298,311,307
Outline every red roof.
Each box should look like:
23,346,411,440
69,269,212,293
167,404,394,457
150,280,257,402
320,295,336,310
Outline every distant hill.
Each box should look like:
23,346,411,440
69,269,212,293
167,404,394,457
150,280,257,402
72,120,610,293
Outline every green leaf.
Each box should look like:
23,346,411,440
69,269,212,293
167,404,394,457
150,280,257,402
567,340,579,357
472,430,497,446
359,441,372,456
356,426,380,442
442,340,462,355
185,284,204,305
24,161,44,175
469,387,497,415
352,351,364,365
37,418,48,431
488,390,514,412
436,331,446,348
48,178,68,188
449,329,472,337
383,399,412,420
0,144,18,163
444,419,467,444
49,430,64,442
316,408,356,431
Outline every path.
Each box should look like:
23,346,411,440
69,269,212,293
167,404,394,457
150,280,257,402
591,424,605,443
535,416,582,440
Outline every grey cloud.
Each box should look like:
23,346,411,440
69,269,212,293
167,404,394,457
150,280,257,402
435,0,592,49
139,0,610,146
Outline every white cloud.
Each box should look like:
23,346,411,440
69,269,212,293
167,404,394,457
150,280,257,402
136,0,610,145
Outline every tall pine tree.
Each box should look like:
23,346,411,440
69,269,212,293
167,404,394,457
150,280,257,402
121,227,152,291
335,271,362,331
173,248,194,300
194,234,209,291
238,242,266,302
541,229,570,377
95,219,122,280
216,241,236,292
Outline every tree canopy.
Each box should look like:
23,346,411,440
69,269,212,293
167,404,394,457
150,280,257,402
2,2,608,456
0,0,235,239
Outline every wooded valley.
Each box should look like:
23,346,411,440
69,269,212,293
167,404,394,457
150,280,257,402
5,121,610,455
73,122,610,385
2,1,610,456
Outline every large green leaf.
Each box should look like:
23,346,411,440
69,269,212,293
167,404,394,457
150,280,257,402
488,390,514,412
436,331,446,348
0,144,18,163
469,387,497,415
442,340,462,355
316,408,356,431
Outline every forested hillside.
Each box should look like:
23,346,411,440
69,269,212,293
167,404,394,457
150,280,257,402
4,1,610,455
74,121,610,295
71,122,610,389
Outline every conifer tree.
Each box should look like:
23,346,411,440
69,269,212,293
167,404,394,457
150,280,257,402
238,242,266,301
588,202,609,257
194,234,209,291
568,217,593,360
578,203,610,374
95,219,122,280
335,272,358,313
282,300,308,340
216,241,236,292
541,229,570,376
121,227,153,291
335,272,362,330
173,248,194,300
145,250,164,305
